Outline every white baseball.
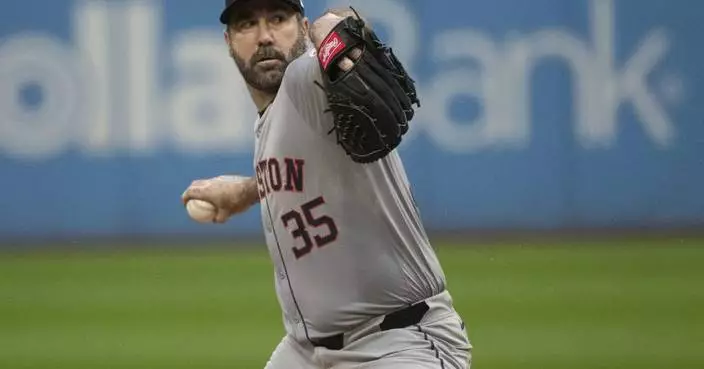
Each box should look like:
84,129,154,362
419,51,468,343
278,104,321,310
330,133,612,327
186,199,217,223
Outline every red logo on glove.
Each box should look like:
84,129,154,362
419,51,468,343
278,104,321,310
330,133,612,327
318,32,346,70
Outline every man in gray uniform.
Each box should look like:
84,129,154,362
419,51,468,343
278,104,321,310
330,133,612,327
182,0,472,367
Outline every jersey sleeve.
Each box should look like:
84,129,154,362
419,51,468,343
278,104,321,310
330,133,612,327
281,48,331,133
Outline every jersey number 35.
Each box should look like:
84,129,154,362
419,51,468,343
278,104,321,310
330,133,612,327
281,196,339,259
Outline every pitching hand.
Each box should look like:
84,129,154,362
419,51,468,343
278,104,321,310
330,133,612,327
181,175,260,223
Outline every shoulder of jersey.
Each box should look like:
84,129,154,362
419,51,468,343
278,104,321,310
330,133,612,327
285,48,317,75
281,47,320,90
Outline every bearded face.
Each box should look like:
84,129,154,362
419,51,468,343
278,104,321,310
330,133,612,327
226,6,309,94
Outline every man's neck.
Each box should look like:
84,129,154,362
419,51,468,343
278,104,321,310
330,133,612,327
248,85,276,115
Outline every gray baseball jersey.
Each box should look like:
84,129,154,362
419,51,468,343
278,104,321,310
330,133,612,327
253,47,446,343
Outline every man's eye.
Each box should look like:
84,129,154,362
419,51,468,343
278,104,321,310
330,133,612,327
270,14,286,24
238,19,257,29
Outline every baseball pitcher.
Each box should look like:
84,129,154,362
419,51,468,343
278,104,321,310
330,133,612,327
181,0,472,367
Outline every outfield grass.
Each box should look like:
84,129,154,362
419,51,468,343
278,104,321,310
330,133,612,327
1,238,703,369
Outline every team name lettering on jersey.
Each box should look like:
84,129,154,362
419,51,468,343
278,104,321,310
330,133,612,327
256,157,305,198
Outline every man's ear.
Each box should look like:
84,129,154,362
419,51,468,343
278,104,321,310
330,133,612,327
302,16,310,35
224,28,231,44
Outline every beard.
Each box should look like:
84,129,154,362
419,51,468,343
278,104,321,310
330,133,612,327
230,26,308,94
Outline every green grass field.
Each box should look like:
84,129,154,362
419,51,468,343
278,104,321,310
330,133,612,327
1,238,703,369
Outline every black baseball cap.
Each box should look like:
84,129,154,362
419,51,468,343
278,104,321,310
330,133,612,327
220,0,305,24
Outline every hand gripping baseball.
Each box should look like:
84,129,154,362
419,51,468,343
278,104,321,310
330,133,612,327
181,175,260,223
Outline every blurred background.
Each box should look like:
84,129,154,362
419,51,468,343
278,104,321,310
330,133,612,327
1,0,702,368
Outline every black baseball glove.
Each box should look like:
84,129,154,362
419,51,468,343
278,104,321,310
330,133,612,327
315,10,420,164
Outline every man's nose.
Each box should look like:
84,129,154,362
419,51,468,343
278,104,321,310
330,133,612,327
255,20,274,46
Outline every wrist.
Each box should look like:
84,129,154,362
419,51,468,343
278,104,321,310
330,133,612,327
245,177,261,205
310,13,344,48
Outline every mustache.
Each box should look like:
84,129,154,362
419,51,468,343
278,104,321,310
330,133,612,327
250,47,286,65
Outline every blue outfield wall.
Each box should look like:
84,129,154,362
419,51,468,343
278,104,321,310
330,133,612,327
0,0,702,240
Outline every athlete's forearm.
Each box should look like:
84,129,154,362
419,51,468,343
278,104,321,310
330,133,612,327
217,175,260,208
242,177,261,205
